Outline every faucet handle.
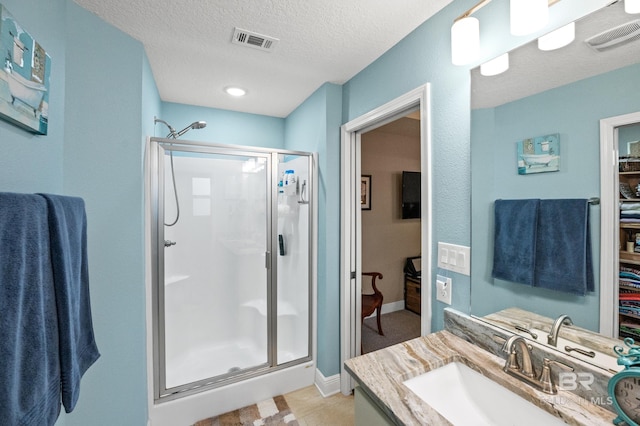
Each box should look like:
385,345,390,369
514,325,538,340
504,348,520,371
538,358,574,394
544,358,574,371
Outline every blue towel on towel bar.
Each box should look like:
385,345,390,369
491,199,540,285
0,193,62,426
39,194,100,413
534,199,594,295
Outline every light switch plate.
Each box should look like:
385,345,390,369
437,242,470,276
436,274,452,305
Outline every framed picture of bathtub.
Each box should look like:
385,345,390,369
516,133,560,175
0,4,51,135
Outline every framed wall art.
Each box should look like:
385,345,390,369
361,175,371,210
0,3,51,135
516,133,560,175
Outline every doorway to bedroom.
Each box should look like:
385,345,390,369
359,112,422,354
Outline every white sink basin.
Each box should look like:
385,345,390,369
527,329,622,372
403,362,565,426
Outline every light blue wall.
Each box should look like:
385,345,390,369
63,2,150,424
2,0,155,423
471,63,640,331
284,83,343,375
159,102,285,148
0,0,66,193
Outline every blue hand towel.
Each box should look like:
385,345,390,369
492,199,540,285
0,193,62,426
38,194,100,413
534,199,594,295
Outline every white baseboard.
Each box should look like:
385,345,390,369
367,300,405,318
314,368,341,397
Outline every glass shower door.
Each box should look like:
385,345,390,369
276,154,311,364
157,145,271,394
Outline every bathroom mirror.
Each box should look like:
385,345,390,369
470,0,640,370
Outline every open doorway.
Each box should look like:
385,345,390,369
339,85,432,394
360,112,421,354
600,111,640,338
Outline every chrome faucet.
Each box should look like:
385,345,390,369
502,334,574,394
548,314,573,346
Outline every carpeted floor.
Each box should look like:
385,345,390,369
362,309,421,354
193,395,298,426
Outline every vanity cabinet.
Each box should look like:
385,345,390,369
353,386,394,426
618,168,640,339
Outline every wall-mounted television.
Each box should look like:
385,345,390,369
402,171,421,219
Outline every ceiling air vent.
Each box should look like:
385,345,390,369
585,19,640,52
232,28,279,52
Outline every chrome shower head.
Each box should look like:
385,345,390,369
175,121,207,138
154,117,206,139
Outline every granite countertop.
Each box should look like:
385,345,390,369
344,330,616,425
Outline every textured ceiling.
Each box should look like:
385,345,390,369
472,0,640,109
72,0,454,117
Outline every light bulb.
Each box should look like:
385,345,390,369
626,0,640,14
480,53,509,76
451,17,480,66
225,86,246,97
538,22,576,51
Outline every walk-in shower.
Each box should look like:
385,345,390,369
148,135,315,421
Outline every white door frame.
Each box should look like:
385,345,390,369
600,110,640,337
339,84,432,394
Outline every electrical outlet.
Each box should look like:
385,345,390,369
436,274,452,305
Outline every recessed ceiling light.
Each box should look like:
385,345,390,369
225,86,246,97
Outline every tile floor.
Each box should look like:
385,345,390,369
284,385,355,425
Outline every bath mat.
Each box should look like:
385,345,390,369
193,395,298,426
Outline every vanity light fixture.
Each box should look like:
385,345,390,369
510,0,548,36
451,0,562,66
224,86,246,97
626,0,640,14
480,53,509,76
451,16,480,65
538,22,575,51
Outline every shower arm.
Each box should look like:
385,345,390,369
154,117,178,138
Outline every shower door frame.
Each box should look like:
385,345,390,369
149,138,316,402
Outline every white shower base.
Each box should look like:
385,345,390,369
150,358,315,426
166,338,267,388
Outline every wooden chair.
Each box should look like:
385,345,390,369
361,272,384,336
